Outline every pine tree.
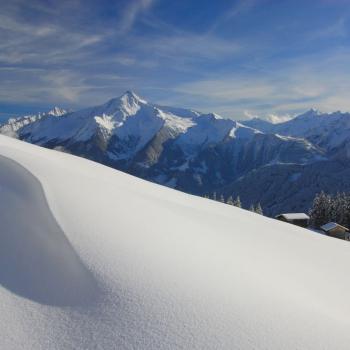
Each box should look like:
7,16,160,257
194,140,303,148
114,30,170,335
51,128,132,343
233,196,241,208
212,192,217,201
220,194,225,203
249,204,255,212
329,193,340,223
343,194,350,228
255,203,263,215
331,193,345,224
309,191,350,228
226,195,234,205
309,191,331,227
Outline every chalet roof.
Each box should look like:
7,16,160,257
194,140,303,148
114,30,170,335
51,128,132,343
320,222,349,232
276,213,310,220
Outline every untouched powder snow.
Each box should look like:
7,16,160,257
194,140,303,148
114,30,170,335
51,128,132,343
0,155,98,306
1,135,350,349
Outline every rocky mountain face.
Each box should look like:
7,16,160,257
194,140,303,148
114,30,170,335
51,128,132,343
1,91,349,216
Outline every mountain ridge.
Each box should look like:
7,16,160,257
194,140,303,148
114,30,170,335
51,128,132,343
1,91,349,215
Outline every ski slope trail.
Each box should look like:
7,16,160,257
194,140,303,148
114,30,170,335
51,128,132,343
1,135,350,349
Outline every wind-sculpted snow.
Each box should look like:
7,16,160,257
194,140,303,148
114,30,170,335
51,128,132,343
1,135,350,349
0,155,98,306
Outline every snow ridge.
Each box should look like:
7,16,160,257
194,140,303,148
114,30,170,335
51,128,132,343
1,135,350,349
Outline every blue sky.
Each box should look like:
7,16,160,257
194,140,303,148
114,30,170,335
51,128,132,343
1,0,350,121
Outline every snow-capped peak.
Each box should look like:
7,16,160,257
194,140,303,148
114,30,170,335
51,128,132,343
47,107,67,117
118,91,147,117
100,91,147,118
308,108,321,114
120,90,147,106
193,112,224,122
125,90,145,101
297,108,322,119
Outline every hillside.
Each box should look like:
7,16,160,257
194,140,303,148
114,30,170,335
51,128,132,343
1,135,350,349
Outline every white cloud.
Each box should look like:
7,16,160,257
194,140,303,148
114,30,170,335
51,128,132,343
307,17,347,40
1,0,350,121
169,46,350,118
176,79,275,101
209,0,259,32
117,0,155,35
141,34,240,61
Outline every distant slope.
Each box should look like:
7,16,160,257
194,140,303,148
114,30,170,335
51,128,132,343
217,161,350,214
241,109,350,158
1,135,350,349
0,107,67,138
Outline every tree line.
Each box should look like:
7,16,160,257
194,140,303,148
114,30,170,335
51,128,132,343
204,192,263,215
309,191,350,228
203,190,350,228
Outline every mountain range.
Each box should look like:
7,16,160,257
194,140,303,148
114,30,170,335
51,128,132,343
2,91,350,216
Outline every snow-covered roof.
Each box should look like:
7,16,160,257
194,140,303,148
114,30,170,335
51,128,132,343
321,222,349,232
276,213,310,220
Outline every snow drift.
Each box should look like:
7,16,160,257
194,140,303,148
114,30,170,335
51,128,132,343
0,155,98,306
0,134,350,349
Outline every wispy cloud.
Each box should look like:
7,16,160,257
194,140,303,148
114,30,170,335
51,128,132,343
0,0,270,114
170,47,350,118
126,33,241,71
209,0,259,33
1,0,350,119
307,17,348,40
117,0,155,35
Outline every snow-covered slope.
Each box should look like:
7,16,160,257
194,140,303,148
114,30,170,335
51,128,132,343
242,109,350,154
18,91,199,160
1,135,350,349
